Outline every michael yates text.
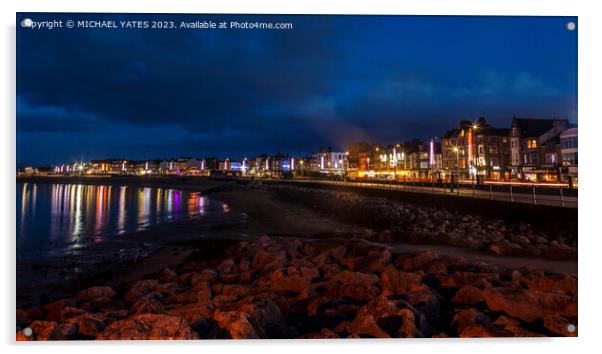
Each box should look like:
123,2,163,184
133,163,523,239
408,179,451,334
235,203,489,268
77,20,151,29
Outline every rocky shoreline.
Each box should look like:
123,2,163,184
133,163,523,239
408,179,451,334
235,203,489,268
17,235,577,340
266,184,577,260
16,180,578,340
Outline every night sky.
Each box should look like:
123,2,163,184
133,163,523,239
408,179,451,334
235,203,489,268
16,14,577,167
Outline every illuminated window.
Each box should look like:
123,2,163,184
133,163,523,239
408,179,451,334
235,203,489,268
563,152,578,165
527,139,537,149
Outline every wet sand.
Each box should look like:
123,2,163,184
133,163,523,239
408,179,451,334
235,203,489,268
211,187,577,274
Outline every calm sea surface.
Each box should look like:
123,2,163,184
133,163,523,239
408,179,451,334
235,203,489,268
17,183,227,258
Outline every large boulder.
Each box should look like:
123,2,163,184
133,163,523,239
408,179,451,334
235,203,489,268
380,266,427,296
220,284,254,298
347,296,422,338
252,249,287,270
395,251,439,271
77,313,107,337
125,279,159,303
132,292,167,314
43,298,77,322
328,245,348,264
195,281,213,303
271,275,311,294
76,286,116,302
167,303,213,334
79,298,114,312
521,271,577,295
213,310,260,339
405,289,441,323
452,309,512,337
321,263,343,280
299,266,320,281
483,287,576,322
191,269,218,285
452,285,485,305
491,315,544,337
153,282,180,297
158,268,178,283
217,258,235,273
543,314,577,337
325,282,380,302
341,248,393,273
437,272,499,288
237,297,289,338
332,270,379,286
97,314,196,340
59,306,87,322
164,281,212,305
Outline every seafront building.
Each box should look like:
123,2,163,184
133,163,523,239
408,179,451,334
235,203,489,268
442,118,510,180
560,127,578,186
509,117,571,182
310,148,348,175
22,116,577,185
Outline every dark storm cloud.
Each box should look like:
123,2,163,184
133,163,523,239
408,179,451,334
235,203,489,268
16,14,577,166
17,98,104,132
19,15,346,129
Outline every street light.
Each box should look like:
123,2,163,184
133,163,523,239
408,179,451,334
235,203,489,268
344,151,349,181
401,151,406,180
472,122,479,182
392,146,398,181
452,146,460,189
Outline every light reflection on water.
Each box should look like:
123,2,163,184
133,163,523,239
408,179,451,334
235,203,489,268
17,183,226,257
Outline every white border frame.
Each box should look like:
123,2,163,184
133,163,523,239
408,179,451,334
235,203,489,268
3,1,600,353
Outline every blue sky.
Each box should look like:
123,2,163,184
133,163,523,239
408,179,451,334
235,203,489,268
16,14,577,166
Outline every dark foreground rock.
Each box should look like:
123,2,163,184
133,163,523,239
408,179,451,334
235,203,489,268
16,236,577,340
